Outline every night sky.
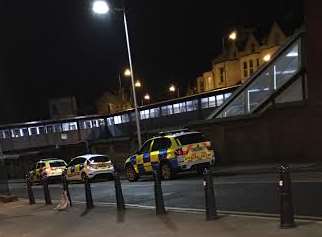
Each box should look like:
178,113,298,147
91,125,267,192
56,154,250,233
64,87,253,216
0,0,303,124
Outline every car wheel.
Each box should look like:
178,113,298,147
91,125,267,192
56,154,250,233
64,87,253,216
161,162,175,180
126,165,139,182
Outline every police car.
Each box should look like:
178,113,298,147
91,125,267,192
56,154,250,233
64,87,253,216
125,129,215,181
29,159,67,183
66,154,114,181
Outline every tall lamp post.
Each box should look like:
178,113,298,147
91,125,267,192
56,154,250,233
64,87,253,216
92,0,142,147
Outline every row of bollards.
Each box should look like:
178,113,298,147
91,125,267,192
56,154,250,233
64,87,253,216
25,163,296,228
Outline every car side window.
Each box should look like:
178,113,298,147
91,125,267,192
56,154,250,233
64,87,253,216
139,140,153,154
37,162,45,169
79,158,86,164
68,158,78,167
151,138,172,151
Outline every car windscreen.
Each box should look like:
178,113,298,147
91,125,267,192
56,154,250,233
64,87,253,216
49,161,66,167
89,156,109,163
176,133,208,145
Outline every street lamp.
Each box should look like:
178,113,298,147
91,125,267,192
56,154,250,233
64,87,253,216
169,84,179,97
222,30,238,87
169,85,176,92
263,54,271,62
144,93,150,101
92,0,142,147
124,68,131,77
135,80,142,88
228,31,237,41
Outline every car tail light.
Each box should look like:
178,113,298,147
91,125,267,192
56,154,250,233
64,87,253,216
205,141,213,150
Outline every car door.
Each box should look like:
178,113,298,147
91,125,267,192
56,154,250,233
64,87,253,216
35,162,45,181
136,140,153,174
76,157,87,179
150,137,173,169
67,158,78,180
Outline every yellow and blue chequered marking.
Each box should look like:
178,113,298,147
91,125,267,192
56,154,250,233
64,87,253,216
129,148,179,174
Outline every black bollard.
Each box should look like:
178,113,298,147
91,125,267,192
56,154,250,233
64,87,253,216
25,174,35,205
42,175,52,205
203,168,217,220
84,175,94,209
114,170,125,210
153,169,166,216
62,173,72,207
279,164,295,228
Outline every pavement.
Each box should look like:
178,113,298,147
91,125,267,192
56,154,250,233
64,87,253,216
1,200,322,237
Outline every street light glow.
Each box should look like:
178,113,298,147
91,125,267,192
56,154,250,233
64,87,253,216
169,85,176,92
144,94,150,100
135,80,142,88
124,68,131,77
263,54,271,62
229,31,237,41
92,1,110,15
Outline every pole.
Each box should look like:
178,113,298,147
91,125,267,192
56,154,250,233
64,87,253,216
153,170,166,216
123,10,142,147
279,164,295,228
203,168,218,220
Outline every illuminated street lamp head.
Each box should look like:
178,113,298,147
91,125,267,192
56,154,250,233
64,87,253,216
92,0,110,15
263,54,271,62
144,94,150,100
135,80,141,88
169,85,176,92
124,68,131,77
229,31,237,41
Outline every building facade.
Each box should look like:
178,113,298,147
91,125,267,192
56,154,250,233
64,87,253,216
195,22,288,93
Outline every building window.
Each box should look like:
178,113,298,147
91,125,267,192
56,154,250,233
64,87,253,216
201,98,209,109
186,100,198,112
249,60,254,75
256,58,260,68
243,62,248,78
219,67,225,83
209,96,216,107
140,110,150,120
149,108,160,118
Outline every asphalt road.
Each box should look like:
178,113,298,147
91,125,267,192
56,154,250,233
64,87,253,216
8,171,322,217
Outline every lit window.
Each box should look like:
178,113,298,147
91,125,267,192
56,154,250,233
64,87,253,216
114,116,122,125
161,105,173,116
106,118,113,126
216,94,224,106
209,96,216,107
186,100,198,112
224,93,232,100
140,110,150,120
121,114,130,123
62,122,78,131
150,108,160,118
98,119,105,127
201,98,209,109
